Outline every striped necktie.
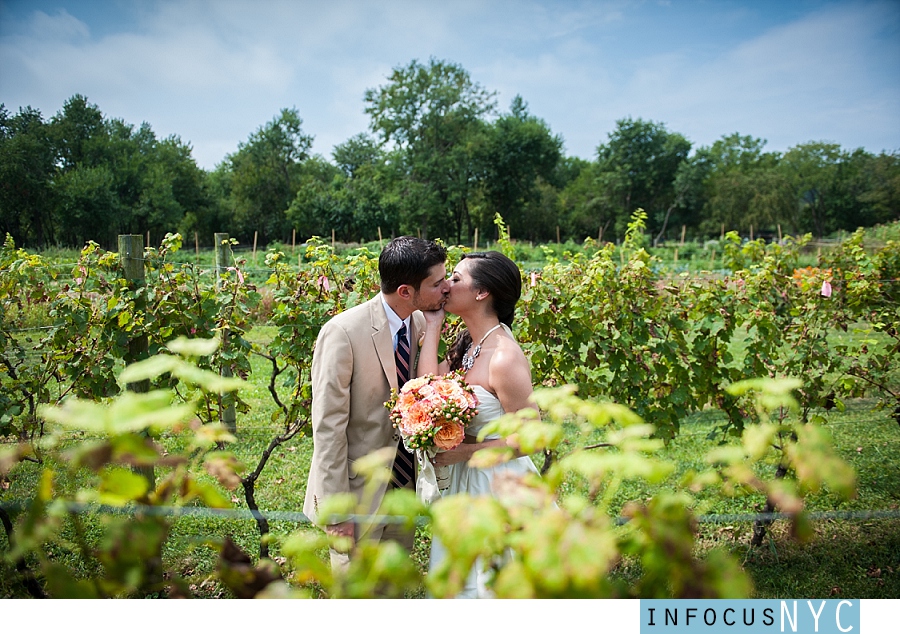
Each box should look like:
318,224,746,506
391,323,414,488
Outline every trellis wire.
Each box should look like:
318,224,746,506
2,500,899,528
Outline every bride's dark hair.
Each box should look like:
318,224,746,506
447,251,523,371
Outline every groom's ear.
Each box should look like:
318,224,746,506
396,284,413,300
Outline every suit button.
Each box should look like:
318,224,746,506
392,434,400,442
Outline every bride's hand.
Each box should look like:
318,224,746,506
433,444,470,466
434,438,510,467
422,307,445,329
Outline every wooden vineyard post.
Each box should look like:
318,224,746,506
214,233,237,434
118,234,155,489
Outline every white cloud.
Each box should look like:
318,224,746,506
1,0,897,169
604,1,900,152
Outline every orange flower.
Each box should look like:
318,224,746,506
401,376,429,393
398,400,434,436
434,422,465,451
396,391,417,412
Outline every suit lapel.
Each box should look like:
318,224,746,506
370,295,397,390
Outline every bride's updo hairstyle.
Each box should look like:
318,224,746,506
447,251,523,371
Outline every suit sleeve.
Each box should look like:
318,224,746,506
310,319,354,501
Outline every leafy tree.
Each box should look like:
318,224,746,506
781,142,851,237
364,58,496,241
473,96,562,242
49,94,106,170
595,117,691,240
332,133,381,179
286,156,343,240
857,150,900,228
698,134,787,236
42,95,213,248
0,105,58,247
557,162,622,243
224,108,313,244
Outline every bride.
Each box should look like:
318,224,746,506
416,251,540,598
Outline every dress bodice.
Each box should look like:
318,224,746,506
469,385,504,438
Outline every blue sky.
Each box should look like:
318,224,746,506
1,0,898,170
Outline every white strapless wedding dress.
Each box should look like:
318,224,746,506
428,385,540,598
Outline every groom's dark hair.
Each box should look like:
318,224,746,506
379,236,447,294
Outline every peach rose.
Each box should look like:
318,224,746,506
397,400,434,436
395,391,417,412
433,422,466,451
416,384,437,401
400,376,429,393
431,380,469,408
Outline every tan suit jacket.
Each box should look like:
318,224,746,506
303,294,424,524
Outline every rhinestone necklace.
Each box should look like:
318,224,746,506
461,323,503,371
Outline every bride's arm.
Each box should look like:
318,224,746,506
416,308,450,377
490,339,538,417
433,438,507,466
435,342,537,466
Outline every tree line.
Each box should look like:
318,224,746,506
2,58,898,250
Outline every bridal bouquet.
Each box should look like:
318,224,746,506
385,371,479,502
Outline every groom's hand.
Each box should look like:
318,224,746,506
325,521,355,540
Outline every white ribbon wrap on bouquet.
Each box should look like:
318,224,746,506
414,448,451,504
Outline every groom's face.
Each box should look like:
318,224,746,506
411,263,449,311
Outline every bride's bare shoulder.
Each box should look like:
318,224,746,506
489,336,530,378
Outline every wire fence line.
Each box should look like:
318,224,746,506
2,500,899,529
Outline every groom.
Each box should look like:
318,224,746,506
303,236,449,571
